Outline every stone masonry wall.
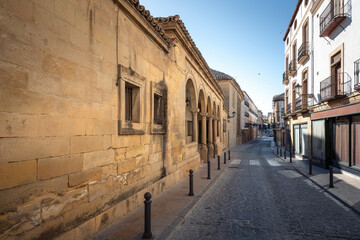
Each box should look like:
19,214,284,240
0,0,221,239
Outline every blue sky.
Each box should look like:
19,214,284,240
143,0,298,115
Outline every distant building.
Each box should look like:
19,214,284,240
211,69,245,148
243,91,259,142
273,93,285,146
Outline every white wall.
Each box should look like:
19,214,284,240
313,0,360,103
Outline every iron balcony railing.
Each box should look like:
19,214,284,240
289,60,296,73
283,72,289,83
286,103,292,115
295,95,308,112
320,72,352,102
244,100,250,107
355,59,360,91
281,107,284,116
298,42,310,63
320,0,351,37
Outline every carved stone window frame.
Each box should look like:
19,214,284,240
150,81,167,135
118,65,146,135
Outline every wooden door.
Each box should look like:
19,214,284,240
336,64,342,95
352,116,360,168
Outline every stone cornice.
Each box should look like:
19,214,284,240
155,15,225,100
113,0,174,51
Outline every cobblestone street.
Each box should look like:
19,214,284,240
171,138,360,240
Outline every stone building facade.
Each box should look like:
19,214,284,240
0,0,225,238
211,69,244,148
273,93,285,146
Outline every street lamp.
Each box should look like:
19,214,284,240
227,111,236,119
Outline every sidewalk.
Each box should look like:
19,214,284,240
271,141,360,215
91,144,249,240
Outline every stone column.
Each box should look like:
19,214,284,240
191,109,198,143
200,113,207,163
214,118,218,154
208,115,214,158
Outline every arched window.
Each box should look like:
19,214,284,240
185,80,196,143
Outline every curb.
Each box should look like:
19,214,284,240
271,145,360,218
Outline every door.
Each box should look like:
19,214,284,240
352,116,360,168
336,63,342,95
294,125,300,155
301,124,308,157
333,119,349,165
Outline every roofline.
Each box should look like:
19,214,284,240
283,0,303,41
156,15,225,100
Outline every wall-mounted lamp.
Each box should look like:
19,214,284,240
295,83,302,97
227,111,236,119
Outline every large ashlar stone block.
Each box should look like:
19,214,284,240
61,78,86,100
0,87,49,115
4,0,35,22
83,149,114,170
0,160,37,190
0,175,68,214
0,137,69,163
28,71,62,96
70,135,104,154
0,112,38,137
0,60,28,89
68,168,102,187
42,52,76,81
117,159,136,175
54,0,75,26
38,154,83,180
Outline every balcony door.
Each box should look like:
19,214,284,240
333,0,344,16
331,51,341,97
302,71,308,109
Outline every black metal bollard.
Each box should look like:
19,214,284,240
228,150,230,160
309,159,312,175
284,148,287,159
224,152,227,164
207,160,211,179
217,155,220,170
280,148,283,157
289,141,292,163
329,166,334,188
142,192,152,239
189,170,194,196
277,147,279,155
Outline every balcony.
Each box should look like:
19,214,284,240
286,103,292,115
320,72,352,102
281,107,284,116
283,72,289,85
295,95,309,113
244,100,249,107
245,111,249,117
289,60,297,76
320,0,351,37
298,42,310,65
355,59,360,91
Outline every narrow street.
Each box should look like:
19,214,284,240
171,138,360,240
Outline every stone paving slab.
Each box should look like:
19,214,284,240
90,143,251,240
271,142,360,216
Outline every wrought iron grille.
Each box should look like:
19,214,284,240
286,103,292,115
298,42,310,62
320,72,352,101
289,60,297,72
125,86,133,122
320,0,351,36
